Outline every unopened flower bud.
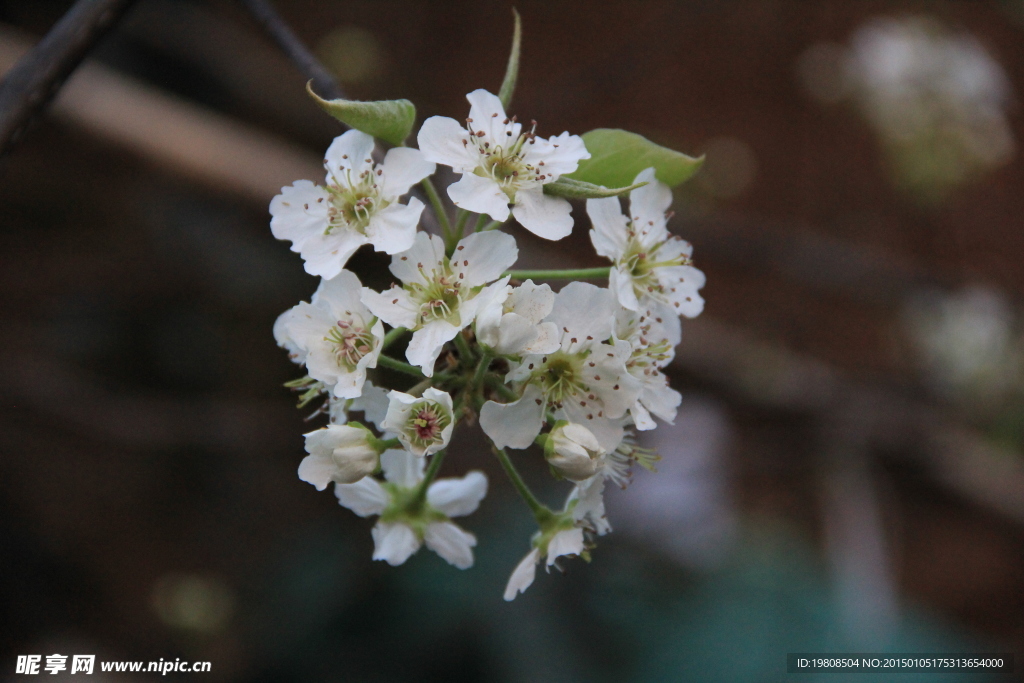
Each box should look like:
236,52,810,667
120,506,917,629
546,423,603,481
300,423,380,488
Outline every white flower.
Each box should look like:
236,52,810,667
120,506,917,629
417,89,590,241
479,282,641,452
474,279,561,357
361,231,518,375
298,423,380,489
270,129,436,279
503,526,585,601
335,449,488,569
588,168,706,317
329,381,389,429
546,422,603,481
274,270,384,399
615,306,682,430
381,388,455,457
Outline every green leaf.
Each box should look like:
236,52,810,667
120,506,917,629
568,129,704,188
307,82,416,146
542,176,647,200
498,9,522,110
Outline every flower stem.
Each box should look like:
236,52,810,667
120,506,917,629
471,352,493,405
502,267,611,280
473,213,490,233
452,331,476,366
381,326,407,351
420,178,453,244
413,448,447,506
493,447,551,522
376,354,424,378
486,375,518,401
481,219,505,232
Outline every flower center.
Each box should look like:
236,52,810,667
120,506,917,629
326,167,387,235
407,262,464,326
532,351,588,408
621,232,690,302
466,115,548,199
405,403,451,449
325,319,376,371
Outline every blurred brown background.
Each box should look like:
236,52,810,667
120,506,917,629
2,1,1023,681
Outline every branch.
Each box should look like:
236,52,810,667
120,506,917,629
0,0,138,157
238,0,343,101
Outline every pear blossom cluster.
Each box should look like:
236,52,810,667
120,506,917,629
272,79,705,601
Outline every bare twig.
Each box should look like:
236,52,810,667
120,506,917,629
0,0,137,157
238,0,343,101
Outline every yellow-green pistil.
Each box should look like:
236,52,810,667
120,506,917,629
325,319,376,371
325,167,388,235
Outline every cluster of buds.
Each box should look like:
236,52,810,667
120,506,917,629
271,18,705,600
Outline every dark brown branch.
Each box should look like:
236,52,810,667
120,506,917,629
0,0,138,157
238,0,343,101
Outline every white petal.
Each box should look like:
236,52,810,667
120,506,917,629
452,231,518,286
372,522,422,566
388,231,446,286
472,280,511,348
297,452,336,491
522,130,590,178
334,476,389,517
427,471,488,517
493,313,540,355
479,385,545,449
511,187,573,241
447,173,510,222
406,321,461,376
628,167,673,227
630,400,657,431
380,147,436,199
273,305,307,364
417,116,480,171
466,89,509,142
365,199,423,255
610,265,640,311
546,528,584,564
360,286,419,329
547,282,616,347
642,380,681,424
269,180,331,249
586,197,629,259
424,522,477,569
296,230,367,280
661,265,706,318
521,321,562,355
324,130,375,180
379,448,425,488
503,549,540,601
313,269,366,313
350,381,390,430
507,280,555,323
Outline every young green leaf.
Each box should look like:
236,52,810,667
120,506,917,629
568,129,704,188
498,9,522,110
307,82,416,147
542,176,647,199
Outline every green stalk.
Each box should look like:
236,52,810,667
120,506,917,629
471,352,493,404
473,213,490,233
413,448,447,505
493,447,551,522
486,375,518,401
420,178,453,244
481,220,505,232
377,354,424,378
452,331,476,365
381,326,407,351
503,267,611,280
